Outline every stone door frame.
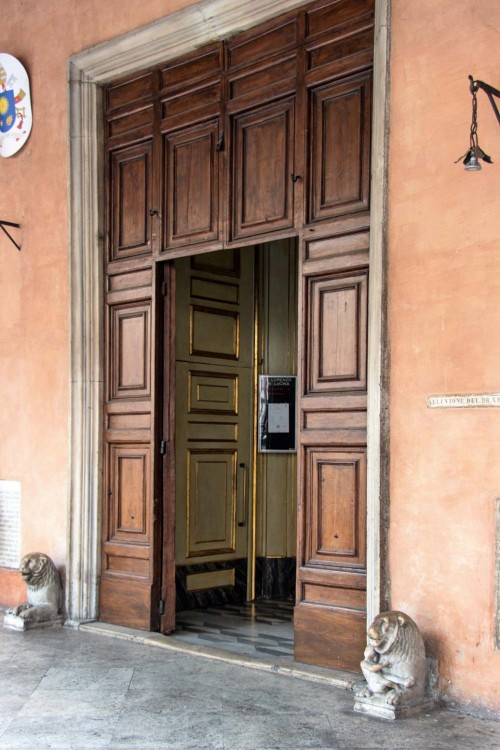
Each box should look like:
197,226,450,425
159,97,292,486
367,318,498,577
66,0,390,627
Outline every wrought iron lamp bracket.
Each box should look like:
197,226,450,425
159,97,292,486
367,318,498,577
469,76,500,127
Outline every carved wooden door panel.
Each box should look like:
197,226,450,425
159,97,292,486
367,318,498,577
295,257,369,671
308,72,371,224
164,118,222,251
231,98,295,241
100,71,161,630
109,141,153,261
293,0,374,672
100,200,160,629
174,248,255,606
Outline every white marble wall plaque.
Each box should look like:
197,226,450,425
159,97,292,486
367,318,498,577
428,393,500,409
0,480,21,568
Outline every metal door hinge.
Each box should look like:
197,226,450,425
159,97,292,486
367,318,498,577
160,439,167,455
159,599,165,616
216,132,224,152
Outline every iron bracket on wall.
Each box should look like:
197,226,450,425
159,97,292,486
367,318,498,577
470,76,500,126
0,220,21,251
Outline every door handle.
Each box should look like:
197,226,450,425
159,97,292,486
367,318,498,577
216,131,224,152
238,462,248,527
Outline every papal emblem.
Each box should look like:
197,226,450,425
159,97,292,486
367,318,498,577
0,53,32,157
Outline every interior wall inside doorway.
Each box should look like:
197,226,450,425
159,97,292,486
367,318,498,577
255,238,297,600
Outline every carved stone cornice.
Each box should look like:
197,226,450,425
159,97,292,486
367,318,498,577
70,0,309,82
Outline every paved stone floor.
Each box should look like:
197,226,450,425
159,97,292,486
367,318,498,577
0,621,499,750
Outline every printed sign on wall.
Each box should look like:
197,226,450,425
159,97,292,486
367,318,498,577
0,53,32,157
258,375,297,453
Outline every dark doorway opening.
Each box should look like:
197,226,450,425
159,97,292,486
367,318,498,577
168,240,298,654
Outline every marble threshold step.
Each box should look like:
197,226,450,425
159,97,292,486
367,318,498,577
79,619,358,691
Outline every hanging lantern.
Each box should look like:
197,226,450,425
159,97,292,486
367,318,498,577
455,75,500,172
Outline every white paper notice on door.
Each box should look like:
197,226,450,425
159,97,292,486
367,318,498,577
268,403,289,433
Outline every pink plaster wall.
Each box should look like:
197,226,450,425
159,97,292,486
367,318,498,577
0,0,196,599
0,0,499,714
388,0,500,714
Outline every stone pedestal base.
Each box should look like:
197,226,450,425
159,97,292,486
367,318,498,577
354,689,435,720
3,613,64,631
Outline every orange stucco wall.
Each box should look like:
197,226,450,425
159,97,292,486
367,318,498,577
0,0,499,714
388,0,500,714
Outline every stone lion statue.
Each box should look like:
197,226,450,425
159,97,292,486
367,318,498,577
357,610,426,706
6,553,62,622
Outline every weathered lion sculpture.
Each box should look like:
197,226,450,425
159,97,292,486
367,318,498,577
358,610,426,706
6,552,62,622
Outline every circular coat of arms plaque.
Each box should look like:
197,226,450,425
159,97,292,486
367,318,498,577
0,53,32,158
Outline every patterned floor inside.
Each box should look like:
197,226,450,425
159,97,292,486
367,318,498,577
173,600,294,660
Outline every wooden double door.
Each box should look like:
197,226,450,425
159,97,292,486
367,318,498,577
100,0,373,672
